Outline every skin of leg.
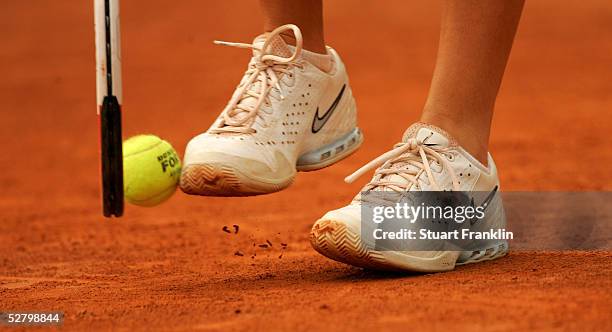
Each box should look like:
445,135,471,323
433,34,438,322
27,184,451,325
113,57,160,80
421,0,525,165
259,0,326,53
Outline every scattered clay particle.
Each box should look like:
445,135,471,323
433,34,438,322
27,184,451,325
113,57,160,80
320,304,330,310
266,240,272,247
278,254,283,259
222,226,231,233
281,243,288,248
233,225,239,234
258,244,269,248
235,309,241,314
234,251,244,256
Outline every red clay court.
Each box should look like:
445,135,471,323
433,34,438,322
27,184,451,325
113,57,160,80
1,0,611,330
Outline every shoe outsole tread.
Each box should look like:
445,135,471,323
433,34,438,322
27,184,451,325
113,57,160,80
310,219,508,272
310,220,397,271
180,164,292,196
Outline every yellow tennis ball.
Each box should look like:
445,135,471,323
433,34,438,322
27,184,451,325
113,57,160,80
122,135,181,207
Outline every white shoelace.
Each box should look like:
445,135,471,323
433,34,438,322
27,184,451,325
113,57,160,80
345,138,460,192
210,24,304,134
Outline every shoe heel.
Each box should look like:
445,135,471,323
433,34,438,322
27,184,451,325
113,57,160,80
296,127,363,172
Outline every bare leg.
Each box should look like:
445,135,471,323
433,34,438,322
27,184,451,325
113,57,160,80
421,0,524,165
259,0,326,53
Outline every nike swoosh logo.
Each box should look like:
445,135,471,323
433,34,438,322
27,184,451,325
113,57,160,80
469,185,499,225
311,84,346,133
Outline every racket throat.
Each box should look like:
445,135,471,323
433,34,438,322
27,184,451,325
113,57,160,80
100,95,124,217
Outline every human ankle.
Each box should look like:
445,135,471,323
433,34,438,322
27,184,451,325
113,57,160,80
274,30,331,72
278,30,326,54
419,114,489,166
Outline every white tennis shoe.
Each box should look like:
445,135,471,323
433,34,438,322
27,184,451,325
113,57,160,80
310,123,508,272
180,25,362,196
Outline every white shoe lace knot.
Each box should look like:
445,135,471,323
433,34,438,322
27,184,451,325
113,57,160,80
345,138,460,192
210,24,304,134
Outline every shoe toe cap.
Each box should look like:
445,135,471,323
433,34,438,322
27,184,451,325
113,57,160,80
318,204,362,229
183,134,295,181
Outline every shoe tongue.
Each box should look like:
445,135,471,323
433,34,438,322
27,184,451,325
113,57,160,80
402,123,454,148
252,33,293,58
